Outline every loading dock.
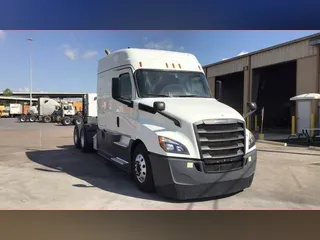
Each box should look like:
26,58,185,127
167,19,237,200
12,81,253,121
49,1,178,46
216,71,244,115
203,32,320,137
251,61,297,133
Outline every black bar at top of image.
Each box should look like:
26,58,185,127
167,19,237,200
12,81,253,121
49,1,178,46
0,210,319,239
1,0,320,30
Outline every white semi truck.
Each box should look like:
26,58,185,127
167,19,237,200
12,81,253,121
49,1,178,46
73,48,257,200
20,97,82,125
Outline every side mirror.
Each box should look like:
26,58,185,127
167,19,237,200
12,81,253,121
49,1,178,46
215,80,222,100
247,102,257,112
112,78,121,99
153,101,165,112
244,102,257,119
94,96,97,101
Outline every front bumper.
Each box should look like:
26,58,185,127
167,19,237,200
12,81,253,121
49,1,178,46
149,150,257,200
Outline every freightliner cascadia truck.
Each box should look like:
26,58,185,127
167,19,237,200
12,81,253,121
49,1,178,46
73,48,257,200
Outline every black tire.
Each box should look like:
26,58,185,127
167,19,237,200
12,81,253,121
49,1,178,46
43,116,51,123
131,144,155,192
20,115,26,122
62,117,72,126
29,116,36,122
73,125,81,149
80,126,94,153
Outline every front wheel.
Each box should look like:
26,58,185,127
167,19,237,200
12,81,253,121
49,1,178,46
132,144,155,193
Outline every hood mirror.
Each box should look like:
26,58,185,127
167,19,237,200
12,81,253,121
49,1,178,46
244,102,257,119
153,101,165,112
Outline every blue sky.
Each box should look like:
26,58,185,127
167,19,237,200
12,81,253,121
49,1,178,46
0,30,319,93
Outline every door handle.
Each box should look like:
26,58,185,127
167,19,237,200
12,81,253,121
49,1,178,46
117,117,119,127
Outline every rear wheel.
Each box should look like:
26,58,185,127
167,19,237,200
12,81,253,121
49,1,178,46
74,117,83,125
43,116,51,123
131,144,155,192
62,117,72,126
73,125,81,149
80,126,94,153
20,115,26,122
29,116,36,122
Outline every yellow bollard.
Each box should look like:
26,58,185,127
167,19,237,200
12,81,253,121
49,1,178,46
311,114,315,136
291,116,295,135
254,115,258,131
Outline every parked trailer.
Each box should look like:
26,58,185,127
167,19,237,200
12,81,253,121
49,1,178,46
73,48,258,200
9,103,23,118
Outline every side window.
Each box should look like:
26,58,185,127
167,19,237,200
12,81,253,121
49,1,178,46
119,73,132,100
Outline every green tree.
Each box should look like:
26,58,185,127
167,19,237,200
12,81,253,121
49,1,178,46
3,88,13,96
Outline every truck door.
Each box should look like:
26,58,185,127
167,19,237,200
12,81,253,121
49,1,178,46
112,68,136,164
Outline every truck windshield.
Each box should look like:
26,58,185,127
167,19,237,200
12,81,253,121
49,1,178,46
63,105,73,110
135,70,212,98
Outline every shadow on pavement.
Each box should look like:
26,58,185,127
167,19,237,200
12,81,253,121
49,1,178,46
26,145,162,202
25,145,243,205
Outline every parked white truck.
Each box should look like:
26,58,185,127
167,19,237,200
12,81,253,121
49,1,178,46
73,48,257,200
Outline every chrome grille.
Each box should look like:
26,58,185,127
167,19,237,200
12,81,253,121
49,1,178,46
194,119,246,173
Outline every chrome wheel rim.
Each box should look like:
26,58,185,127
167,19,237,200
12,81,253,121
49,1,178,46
135,154,147,183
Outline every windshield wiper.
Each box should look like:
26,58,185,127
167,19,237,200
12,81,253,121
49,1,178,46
173,95,208,98
144,93,170,97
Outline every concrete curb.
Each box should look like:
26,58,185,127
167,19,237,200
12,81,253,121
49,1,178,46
257,139,287,147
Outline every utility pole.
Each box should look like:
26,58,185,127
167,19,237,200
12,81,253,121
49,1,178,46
27,38,33,106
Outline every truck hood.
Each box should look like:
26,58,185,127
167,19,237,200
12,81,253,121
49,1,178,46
136,97,244,124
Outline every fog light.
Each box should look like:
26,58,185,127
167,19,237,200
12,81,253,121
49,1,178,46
248,156,252,162
187,162,193,168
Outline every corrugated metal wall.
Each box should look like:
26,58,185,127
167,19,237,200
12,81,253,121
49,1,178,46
251,39,317,68
205,39,318,77
206,57,249,77
296,55,318,95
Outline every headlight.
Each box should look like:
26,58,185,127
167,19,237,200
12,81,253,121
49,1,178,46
158,136,189,154
248,131,256,149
